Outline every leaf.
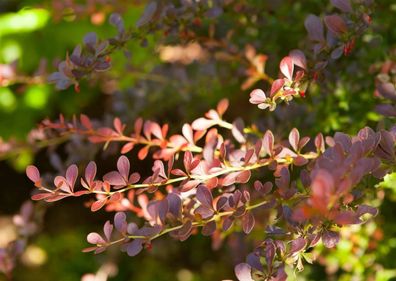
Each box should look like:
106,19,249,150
242,212,255,234
202,221,216,236
103,221,113,241
235,263,254,281
331,0,352,13
83,32,97,46
103,171,125,186
117,155,130,180
305,14,325,42
279,56,294,81
249,89,266,104
136,2,157,27
66,164,78,191
191,118,216,131
182,124,194,144
26,165,41,184
290,237,307,254
85,161,97,184
196,185,213,207
324,14,348,36
121,142,135,154
217,99,229,116
114,212,127,233
289,128,300,151
270,79,285,97
87,232,106,245
126,239,143,256
289,49,307,70
91,199,107,212
377,83,396,101
263,130,274,157
322,230,339,248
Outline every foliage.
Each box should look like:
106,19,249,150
1,0,396,280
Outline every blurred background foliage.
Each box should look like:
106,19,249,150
0,0,396,280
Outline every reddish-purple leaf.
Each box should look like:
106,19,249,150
117,155,130,180
290,237,307,254
270,79,285,97
242,212,255,234
26,165,41,184
377,83,396,101
289,128,300,151
103,171,125,186
222,216,234,231
322,230,339,248
66,164,78,191
357,204,378,217
196,185,213,207
289,49,307,70
279,56,294,81
202,221,216,236
235,263,254,281
324,14,348,36
85,161,96,184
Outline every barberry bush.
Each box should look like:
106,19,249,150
1,0,396,280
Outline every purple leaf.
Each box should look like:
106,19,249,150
242,212,255,234
167,193,182,218
202,221,216,236
103,221,113,241
290,237,307,254
235,263,254,281
305,14,325,42
196,185,213,207
377,83,396,101
83,32,97,46
331,0,352,13
136,2,157,27
114,212,127,233
322,230,339,248
126,239,143,256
